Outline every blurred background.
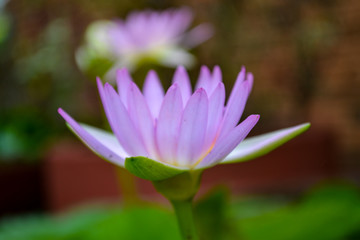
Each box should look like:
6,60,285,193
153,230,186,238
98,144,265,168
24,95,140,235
0,0,359,239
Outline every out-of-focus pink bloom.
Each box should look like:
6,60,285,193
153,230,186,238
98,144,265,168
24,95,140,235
76,8,213,79
59,66,309,172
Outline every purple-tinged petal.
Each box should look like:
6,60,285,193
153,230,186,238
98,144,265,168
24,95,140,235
195,66,222,96
181,23,214,48
97,77,111,117
222,123,311,164
218,74,251,140
212,65,222,82
81,124,129,158
143,70,164,118
104,83,148,156
195,65,212,92
127,82,157,158
116,68,133,106
107,22,134,54
246,72,254,95
174,7,193,33
172,66,192,104
166,7,193,39
58,108,126,166
156,84,183,164
208,65,222,95
231,66,246,94
196,114,259,169
203,82,225,150
177,88,208,166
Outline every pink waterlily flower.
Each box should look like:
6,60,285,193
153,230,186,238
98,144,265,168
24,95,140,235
76,7,213,77
58,66,309,175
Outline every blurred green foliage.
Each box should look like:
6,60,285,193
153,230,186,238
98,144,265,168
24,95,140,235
235,184,360,240
0,17,85,163
0,184,359,240
0,109,52,162
0,206,181,240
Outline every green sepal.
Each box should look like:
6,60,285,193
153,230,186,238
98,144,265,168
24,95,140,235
153,170,203,201
125,156,186,181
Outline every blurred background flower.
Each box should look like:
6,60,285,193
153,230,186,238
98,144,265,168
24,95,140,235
76,7,213,83
0,0,359,239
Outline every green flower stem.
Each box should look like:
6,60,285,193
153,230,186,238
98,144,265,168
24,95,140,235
115,166,141,206
152,171,203,240
171,199,199,240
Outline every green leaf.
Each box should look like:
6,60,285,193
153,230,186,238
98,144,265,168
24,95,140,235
222,123,310,164
125,156,186,181
236,184,360,240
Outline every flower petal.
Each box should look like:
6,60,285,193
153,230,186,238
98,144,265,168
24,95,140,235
58,108,126,166
195,65,222,95
222,122,311,164
116,68,133,106
195,65,212,92
246,72,254,94
97,77,111,118
104,83,148,156
177,88,208,166
196,114,260,169
143,70,164,118
172,66,192,104
156,84,183,164
181,23,214,48
203,82,225,150
218,70,251,139
81,124,129,159
212,65,222,83
127,82,157,158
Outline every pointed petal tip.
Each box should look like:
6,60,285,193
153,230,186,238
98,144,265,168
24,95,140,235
116,67,128,74
252,114,260,120
115,68,122,77
247,72,254,79
176,65,186,71
246,72,254,84
234,67,246,85
213,65,221,72
299,122,311,131
104,82,118,96
200,65,210,71
96,77,104,88
104,82,112,88
116,68,132,83
129,80,137,89
57,108,73,125
244,114,260,128
216,81,225,89
169,82,179,90
147,69,157,76
58,108,73,122
194,87,208,97
57,108,65,115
